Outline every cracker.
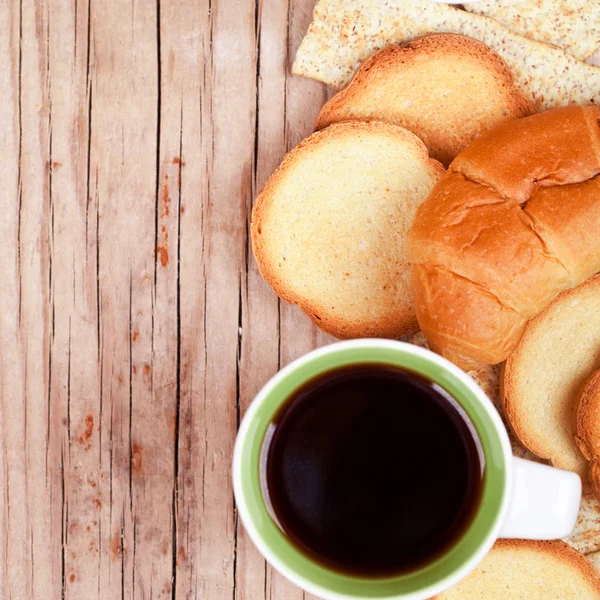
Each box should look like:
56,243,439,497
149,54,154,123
464,0,600,61
567,491,600,555
292,0,600,110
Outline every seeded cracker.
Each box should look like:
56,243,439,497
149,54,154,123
464,0,600,61
292,0,600,110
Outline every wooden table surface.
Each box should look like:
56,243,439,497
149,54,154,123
0,0,339,597
6,1,600,598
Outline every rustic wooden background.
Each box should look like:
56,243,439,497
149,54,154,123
0,0,340,597
4,0,600,598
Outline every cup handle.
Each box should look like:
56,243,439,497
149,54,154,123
499,457,581,539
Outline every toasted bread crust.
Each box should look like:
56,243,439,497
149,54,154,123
434,539,600,598
252,120,444,339
496,540,600,592
575,369,600,500
494,540,600,593
315,34,533,165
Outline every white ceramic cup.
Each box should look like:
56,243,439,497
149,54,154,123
233,340,582,599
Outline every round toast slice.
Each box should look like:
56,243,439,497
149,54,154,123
251,121,444,339
315,34,533,166
434,540,600,599
503,274,600,478
575,369,600,500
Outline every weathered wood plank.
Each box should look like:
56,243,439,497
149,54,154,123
128,0,187,596
0,1,56,598
46,0,101,596
4,0,600,598
87,1,161,597
0,4,21,593
169,0,210,592
192,0,259,597
21,0,600,598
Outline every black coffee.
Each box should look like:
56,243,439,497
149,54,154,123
264,363,484,576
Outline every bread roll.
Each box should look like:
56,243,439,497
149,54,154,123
409,105,600,368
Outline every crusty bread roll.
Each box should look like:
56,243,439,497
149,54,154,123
434,539,600,599
575,369,600,498
503,275,600,478
409,105,600,368
315,34,533,166
252,121,444,338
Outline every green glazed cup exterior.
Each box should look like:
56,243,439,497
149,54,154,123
232,340,513,600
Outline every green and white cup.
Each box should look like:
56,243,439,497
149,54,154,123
233,340,581,600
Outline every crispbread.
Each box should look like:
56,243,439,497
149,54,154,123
292,0,600,110
503,275,600,479
434,539,600,599
251,121,444,339
568,490,600,556
315,34,533,165
408,106,600,369
464,0,600,61
576,370,600,500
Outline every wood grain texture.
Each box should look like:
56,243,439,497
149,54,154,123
3,1,598,598
0,0,331,597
